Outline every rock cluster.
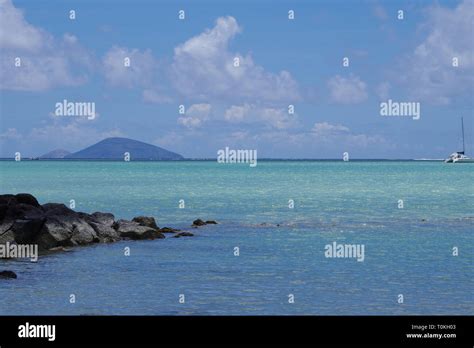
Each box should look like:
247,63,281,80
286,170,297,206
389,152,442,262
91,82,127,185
0,193,192,251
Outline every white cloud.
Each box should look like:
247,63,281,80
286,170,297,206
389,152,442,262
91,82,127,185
224,103,252,122
223,104,298,130
0,0,92,91
142,89,173,104
310,122,386,148
0,0,44,51
327,74,368,104
398,0,474,104
28,121,123,153
177,103,212,129
171,16,300,102
311,122,350,135
0,127,21,141
102,46,156,88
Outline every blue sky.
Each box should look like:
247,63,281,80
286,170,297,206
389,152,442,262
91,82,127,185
0,0,473,158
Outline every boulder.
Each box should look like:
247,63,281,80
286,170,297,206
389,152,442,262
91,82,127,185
42,203,76,217
205,220,218,224
4,203,44,221
113,220,165,240
160,227,180,233
192,219,206,226
0,270,17,279
82,212,119,243
0,228,15,245
70,219,100,245
15,193,40,207
91,212,115,226
0,194,17,206
132,216,159,229
11,218,45,244
173,232,194,238
88,221,120,242
35,217,74,249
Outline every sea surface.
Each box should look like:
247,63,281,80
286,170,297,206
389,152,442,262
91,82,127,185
0,160,473,315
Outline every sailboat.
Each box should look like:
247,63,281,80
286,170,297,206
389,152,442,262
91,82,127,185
445,117,474,163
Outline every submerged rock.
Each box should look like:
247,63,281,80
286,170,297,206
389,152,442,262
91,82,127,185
160,227,180,233
192,219,206,226
192,219,218,227
173,232,194,238
0,270,17,279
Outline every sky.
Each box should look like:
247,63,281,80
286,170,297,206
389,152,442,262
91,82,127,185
0,0,473,159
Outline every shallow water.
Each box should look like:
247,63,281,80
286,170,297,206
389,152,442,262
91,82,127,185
0,161,472,314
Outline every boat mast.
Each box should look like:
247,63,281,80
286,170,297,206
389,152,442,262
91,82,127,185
462,117,465,154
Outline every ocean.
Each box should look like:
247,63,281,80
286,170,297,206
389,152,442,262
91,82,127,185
0,160,472,315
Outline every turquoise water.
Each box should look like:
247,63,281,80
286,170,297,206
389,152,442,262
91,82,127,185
0,161,473,315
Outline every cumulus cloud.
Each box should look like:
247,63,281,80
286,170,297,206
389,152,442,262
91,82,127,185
170,16,300,103
0,127,22,141
102,46,156,88
223,104,298,130
327,74,368,104
311,122,350,135
398,0,474,104
177,103,212,129
310,122,386,148
0,0,92,91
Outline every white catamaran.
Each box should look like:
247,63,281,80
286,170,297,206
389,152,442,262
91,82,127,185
445,117,474,163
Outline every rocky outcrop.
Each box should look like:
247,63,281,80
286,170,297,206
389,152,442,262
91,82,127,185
0,193,189,253
192,219,218,227
114,219,164,240
159,227,180,233
0,270,17,279
132,216,159,229
173,232,194,238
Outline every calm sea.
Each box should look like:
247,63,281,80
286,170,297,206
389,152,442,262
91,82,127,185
0,161,472,315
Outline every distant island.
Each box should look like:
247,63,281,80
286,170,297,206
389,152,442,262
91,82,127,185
39,149,71,159
39,137,183,160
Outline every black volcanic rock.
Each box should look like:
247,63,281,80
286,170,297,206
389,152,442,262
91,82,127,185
192,219,206,227
15,193,40,207
113,220,164,240
66,137,183,160
0,194,178,252
0,271,17,279
132,216,159,229
192,219,218,227
160,227,180,233
173,232,194,238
